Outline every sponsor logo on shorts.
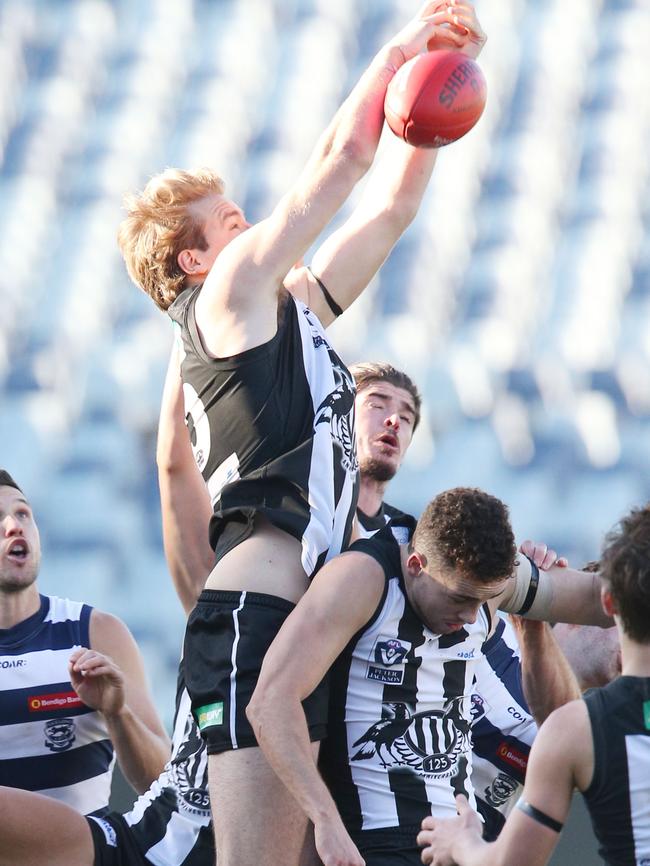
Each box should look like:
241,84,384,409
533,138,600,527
28,691,83,712
89,817,118,848
196,702,224,730
497,741,528,774
643,700,650,731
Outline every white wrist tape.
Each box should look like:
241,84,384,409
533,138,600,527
501,555,541,615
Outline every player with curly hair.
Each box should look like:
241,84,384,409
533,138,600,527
247,487,612,866
417,504,650,866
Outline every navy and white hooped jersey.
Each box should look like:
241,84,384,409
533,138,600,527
320,528,491,833
0,595,114,814
470,615,537,840
583,677,650,866
168,288,359,576
117,665,213,866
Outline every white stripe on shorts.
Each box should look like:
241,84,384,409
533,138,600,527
229,591,247,748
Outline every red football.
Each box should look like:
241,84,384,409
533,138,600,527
384,50,487,148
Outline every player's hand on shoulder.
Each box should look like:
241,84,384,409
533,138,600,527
519,539,568,571
69,647,126,718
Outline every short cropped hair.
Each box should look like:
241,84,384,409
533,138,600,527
117,167,225,311
413,487,517,584
0,470,22,493
350,362,422,430
600,505,650,643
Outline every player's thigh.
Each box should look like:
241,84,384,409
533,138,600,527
209,743,319,866
0,786,94,866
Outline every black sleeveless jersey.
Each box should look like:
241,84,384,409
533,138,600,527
583,677,650,866
168,287,359,576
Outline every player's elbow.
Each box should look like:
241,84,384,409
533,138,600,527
322,134,374,186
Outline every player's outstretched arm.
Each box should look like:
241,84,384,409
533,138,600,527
289,2,487,326
247,551,384,866
200,3,473,323
156,343,214,615
498,560,613,628
72,611,171,794
418,701,588,866
509,540,581,725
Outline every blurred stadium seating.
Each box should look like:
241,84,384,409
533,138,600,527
1,0,649,726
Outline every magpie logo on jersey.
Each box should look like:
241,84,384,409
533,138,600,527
351,699,471,780
171,715,211,817
314,351,358,474
367,637,411,684
44,717,76,752
484,772,519,807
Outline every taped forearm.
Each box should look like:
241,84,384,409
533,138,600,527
500,556,552,617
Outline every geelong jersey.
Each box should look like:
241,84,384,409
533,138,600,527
120,665,213,866
356,505,535,839
0,594,114,814
470,616,537,841
320,528,491,833
583,677,650,866
168,287,358,576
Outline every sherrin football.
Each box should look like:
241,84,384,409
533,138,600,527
384,50,487,148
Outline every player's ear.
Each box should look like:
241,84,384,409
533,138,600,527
407,549,427,575
178,248,201,275
601,584,617,617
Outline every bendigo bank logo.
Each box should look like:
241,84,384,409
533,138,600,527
28,691,83,712
496,741,529,776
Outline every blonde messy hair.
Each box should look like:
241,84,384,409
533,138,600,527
117,167,225,311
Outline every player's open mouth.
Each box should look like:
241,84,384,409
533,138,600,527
378,433,398,450
6,540,28,561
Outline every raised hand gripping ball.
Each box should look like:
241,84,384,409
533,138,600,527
384,50,487,148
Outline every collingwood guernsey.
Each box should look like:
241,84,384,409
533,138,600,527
321,529,491,833
168,288,358,575
100,667,214,866
355,506,536,840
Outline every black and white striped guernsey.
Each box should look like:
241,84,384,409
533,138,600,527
355,508,536,840
168,287,359,576
320,528,491,833
0,595,114,814
119,665,213,865
582,677,650,866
